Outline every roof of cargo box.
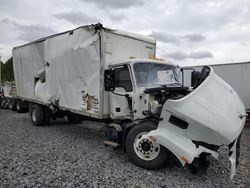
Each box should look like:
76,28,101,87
13,23,156,50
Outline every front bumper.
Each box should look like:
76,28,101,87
146,127,244,179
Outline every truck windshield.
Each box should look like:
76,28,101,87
133,62,179,87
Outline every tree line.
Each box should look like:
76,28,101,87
1,57,14,83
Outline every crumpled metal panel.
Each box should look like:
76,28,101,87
13,27,101,114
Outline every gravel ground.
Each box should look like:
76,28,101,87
0,109,249,188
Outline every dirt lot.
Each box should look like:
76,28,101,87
0,109,249,187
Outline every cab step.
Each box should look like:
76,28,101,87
103,140,121,149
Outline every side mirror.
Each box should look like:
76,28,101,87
191,71,201,87
104,69,115,91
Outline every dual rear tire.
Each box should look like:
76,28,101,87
30,104,50,126
30,104,82,126
16,100,28,113
8,99,16,111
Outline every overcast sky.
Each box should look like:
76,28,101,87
0,0,250,66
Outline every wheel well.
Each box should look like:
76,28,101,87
122,120,185,166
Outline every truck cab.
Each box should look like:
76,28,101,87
106,59,184,120
105,58,247,179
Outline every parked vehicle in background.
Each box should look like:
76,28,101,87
12,23,247,179
0,81,28,112
1,82,14,109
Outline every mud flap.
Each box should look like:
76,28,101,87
229,134,241,179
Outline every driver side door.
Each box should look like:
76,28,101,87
110,66,133,119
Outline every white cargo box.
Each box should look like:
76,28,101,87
13,24,156,119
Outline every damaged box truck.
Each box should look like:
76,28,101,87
13,24,247,178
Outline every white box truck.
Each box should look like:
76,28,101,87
13,24,247,178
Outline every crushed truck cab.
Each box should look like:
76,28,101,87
145,67,246,179
104,60,246,178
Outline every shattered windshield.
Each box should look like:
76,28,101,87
133,62,179,87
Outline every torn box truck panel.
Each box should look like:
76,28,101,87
13,25,156,118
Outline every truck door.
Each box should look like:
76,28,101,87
110,66,133,119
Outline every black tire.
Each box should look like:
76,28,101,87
1,99,8,109
30,104,45,126
8,100,13,110
67,114,82,123
189,153,209,175
16,100,24,113
5,98,10,109
1,100,5,109
126,122,170,170
9,99,17,111
44,107,50,125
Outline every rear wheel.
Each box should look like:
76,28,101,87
9,99,16,111
44,107,50,125
16,100,29,113
1,98,8,109
30,104,50,126
16,100,24,113
31,104,44,126
126,122,170,169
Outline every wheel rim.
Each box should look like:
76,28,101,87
32,109,37,122
133,132,160,161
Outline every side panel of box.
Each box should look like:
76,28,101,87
104,31,156,66
13,42,46,101
13,28,102,117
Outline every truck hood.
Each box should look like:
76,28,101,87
161,68,246,145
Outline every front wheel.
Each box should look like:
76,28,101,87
126,122,170,169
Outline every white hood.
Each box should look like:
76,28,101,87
164,68,246,145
